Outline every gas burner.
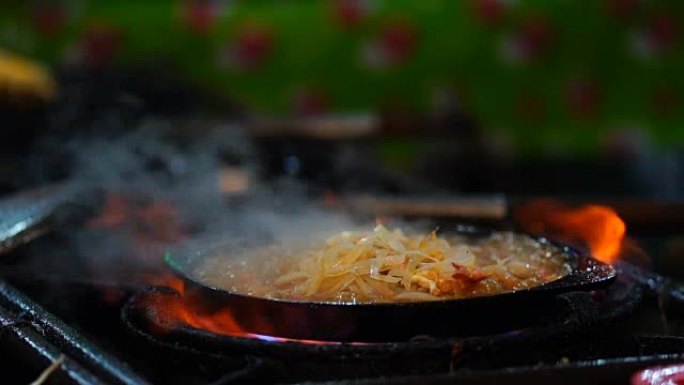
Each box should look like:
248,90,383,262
4,185,684,384
119,274,647,381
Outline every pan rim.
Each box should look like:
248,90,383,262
164,226,617,309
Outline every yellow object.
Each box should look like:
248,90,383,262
0,48,56,103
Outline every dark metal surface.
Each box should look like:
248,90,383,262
0,182,78,253
341,354,684,385
120,273,658,383
0,306,103,385
617,262,684,318
165,230,616,341
0,281,150,385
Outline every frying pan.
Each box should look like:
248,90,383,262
164,227,616,342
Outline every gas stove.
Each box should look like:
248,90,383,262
2,229,684,385
0,175,683,384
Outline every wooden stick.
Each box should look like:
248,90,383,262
344,195,508,220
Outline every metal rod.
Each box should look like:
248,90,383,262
0,281,151,385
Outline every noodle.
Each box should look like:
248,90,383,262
198,225,572,303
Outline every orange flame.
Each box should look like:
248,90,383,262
150,277,248,335
88,194,185,243
514,200,626,264
148,276,364,345
323,189,341,206
86,194,188,290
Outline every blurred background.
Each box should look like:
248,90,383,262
1,1,683,234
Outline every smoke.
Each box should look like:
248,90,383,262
68,120,230,225
19,117,362,286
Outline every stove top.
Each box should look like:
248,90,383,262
1,186,684,384
2,247,684,384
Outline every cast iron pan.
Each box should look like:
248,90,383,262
164,227,616,342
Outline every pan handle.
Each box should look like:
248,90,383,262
0,181,84,254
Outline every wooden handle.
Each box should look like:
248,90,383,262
344,195,508,220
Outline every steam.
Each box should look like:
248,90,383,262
21,118,360,286
69,121,230,225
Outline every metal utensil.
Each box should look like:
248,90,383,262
0,182,80,254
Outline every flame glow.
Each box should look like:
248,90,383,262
91,194,364,344
514,200,626,264
149,276,249,334
148,276,368,345
87,194,185,243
